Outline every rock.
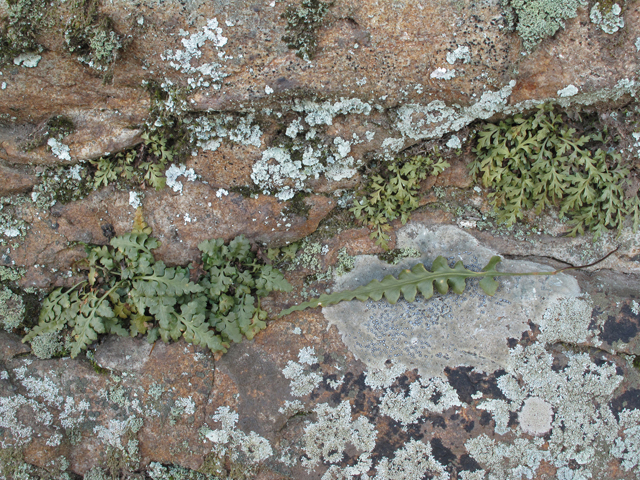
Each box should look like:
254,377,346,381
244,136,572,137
0,165,38,196
2,223,640,479
3,0,640,477
2,182,335,285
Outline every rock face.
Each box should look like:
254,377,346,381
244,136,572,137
2,0,640,478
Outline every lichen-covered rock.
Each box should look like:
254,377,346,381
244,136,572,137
3,0,640,477
1,224,640,479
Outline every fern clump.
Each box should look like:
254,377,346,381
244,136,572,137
24,233,291,357
351,154,450,249
471,104,640,238
91,130,180,191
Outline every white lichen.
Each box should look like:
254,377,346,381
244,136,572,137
162,18,228,89
47,138,71,161
518,396,553,436
14,53,42,68
282,359,323,396
165,164,198,194
301,400,377,471
469,342,635,478
373,439,449,480
128,192,141,210
538,295,595,345
558,84,579,97
446,45,471,65
430,68,456,80
446,135,462,149
379,376,463,425
203,406,273,464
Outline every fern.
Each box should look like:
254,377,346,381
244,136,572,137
351,153,450,249
280,252,614,316
24,231,291,358
471,104,638,238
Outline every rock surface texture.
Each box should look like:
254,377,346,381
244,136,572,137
2,0,640,478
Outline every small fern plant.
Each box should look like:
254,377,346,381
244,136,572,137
91,129,181,191
470,103,640,238
351,154,450,249
24,233,291,357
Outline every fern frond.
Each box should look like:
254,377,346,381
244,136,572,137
280,256,509,315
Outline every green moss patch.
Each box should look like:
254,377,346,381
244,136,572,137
282,0,332,60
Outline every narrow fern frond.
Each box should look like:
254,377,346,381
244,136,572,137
280,250,616,316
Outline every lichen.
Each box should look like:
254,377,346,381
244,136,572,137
29,331,65,359
31,163,93,209
537,295,596,345
590,2,624,34
282,347,323,396
161,18,228,89
378,375,463,425
0,286,25,331
503,0,584,51
65,5,123,72
301,400,377,471
200,406,272,477
467,341,638,479
0,0,49,66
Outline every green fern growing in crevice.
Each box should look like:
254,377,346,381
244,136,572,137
90,130,180,191
351,154,450,249
470,103,639,238
24,229,291,357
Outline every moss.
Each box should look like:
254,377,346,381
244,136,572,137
31,163,94,209
87,350,110,375
282,191,311,218
306,207,359,243
0,0,50,66
633,355,640,371
229,185,262,198
282,0,332,60
46,115,75,139
21,115,75,152
64,0,122,72
198,452,256,479
377,247,422,265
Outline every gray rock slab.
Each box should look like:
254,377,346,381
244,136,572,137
323,224,580,378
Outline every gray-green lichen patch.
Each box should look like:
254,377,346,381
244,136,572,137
322,223,580,377
299,398,449,479
467,342,638,479
590,2,625,34
29,331,65,359
161,18,228,90
200,405,272,477
0,286,24,331
64,6,123,72
503,0,584,51
0,0,49,66
0,195,28,247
